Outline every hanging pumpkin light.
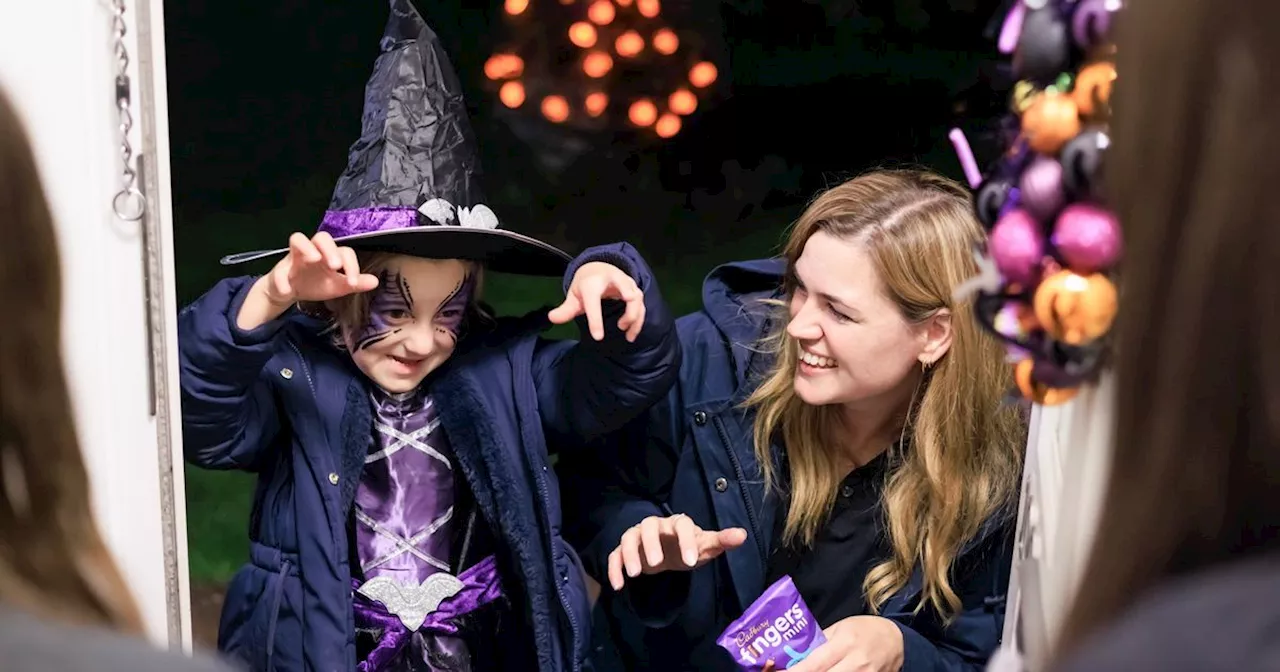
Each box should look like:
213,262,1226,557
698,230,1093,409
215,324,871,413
486,0,720,139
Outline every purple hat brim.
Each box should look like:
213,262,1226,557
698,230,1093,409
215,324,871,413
220,227,572,278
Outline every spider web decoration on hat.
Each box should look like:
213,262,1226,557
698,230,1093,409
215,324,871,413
950,0,1123,407
485,0,721,140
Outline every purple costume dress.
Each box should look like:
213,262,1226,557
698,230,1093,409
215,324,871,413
351,388,503,672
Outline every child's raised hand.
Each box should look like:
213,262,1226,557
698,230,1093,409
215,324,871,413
547,261,645,342
262,232,379,305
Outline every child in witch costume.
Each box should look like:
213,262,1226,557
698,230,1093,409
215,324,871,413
179,2,680,671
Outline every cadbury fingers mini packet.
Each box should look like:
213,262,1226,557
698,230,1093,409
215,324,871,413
716,575,827,670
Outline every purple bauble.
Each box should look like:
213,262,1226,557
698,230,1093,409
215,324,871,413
1019,157,1066,221
1072,0,1118,50
1052,203,1123,272
990,209,1045,285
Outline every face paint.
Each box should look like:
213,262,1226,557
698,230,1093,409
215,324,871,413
354,269,415,351
345,256,471,394
433,273,473,341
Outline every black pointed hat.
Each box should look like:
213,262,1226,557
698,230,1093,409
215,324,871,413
221,0,570,276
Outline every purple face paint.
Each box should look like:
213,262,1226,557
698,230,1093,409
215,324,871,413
354,269,414,351
717,576,827,670
432,273,473,341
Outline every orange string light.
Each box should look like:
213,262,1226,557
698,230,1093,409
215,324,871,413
652,28,679,55
483,54,524,80
615,30,644,58
583,51,614,77
668,88,697,115
585,91,609,117
628,99,658,126
587,0,616,25
542,95,570,122
499,81,526,108
655,113,681,138
569,21,598,48
637,0,660,18
689,61,717,88
504,0,529,15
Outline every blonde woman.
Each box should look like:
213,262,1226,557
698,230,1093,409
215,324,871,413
559,170,1025,671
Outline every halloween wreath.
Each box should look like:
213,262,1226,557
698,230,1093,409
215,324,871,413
951,0,1123,406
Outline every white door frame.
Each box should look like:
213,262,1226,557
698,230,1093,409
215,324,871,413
0,0,191,650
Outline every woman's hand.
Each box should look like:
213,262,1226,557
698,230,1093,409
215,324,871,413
606,514,747,591
547,261,646,342
238,232,379,330
788,615,905,672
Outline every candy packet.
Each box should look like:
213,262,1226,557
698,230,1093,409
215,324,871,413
716,575,827,670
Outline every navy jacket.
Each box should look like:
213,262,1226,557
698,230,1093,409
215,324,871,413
559,259,1014,671
179,243,679,672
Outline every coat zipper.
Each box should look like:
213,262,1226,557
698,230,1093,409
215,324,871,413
533,461,582,672
285,338,317,398
714,415,766,565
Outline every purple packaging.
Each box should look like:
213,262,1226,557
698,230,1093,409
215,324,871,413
716,575,827,670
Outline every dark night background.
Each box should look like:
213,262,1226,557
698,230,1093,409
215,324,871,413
166,0,1010,642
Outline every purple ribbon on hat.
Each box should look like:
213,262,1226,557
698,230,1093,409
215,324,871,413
352,555,504,672
318,206,421,239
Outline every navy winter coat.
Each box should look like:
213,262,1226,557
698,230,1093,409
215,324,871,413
179,244,680,672
559,259,1014,671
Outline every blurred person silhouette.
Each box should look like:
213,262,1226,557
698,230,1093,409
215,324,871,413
0,84,232,671
1050,1,1280,669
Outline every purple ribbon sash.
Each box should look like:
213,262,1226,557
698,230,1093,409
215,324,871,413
353,555,503,672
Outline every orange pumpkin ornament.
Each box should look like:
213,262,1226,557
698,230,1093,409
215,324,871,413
1073,61,1116,119
1021,92,1081,154
1015,359,1080,406
1032,269,1118,345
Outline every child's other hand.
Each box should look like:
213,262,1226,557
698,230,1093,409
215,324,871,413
547,261,645,342
263,232,379,305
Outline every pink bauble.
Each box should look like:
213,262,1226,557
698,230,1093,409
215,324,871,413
1019,156,1066,221
990,209,1045,285
1052,203,1123,272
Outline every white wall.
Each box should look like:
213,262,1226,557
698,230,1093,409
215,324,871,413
999,371,1116,670
0,0,188,649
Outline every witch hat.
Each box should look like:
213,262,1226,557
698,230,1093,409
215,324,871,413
220,0,571,276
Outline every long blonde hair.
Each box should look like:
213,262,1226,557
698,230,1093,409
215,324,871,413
0,87,144,631
747,169,1025,620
